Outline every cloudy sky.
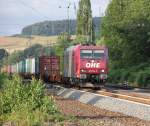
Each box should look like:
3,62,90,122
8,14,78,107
0,0,110,36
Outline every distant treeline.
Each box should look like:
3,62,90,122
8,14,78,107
21,17,101,36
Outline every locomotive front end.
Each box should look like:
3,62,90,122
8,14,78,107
79,46,108,84
63,44,108,87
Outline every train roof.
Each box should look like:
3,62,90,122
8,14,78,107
65,44,107,52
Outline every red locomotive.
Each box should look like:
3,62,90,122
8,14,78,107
63,44,108,88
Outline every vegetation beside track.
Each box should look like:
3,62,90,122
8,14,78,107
0,74,71,125
108,63,150,88
101,0,150,88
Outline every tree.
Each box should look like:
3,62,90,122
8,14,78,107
54,32,72,71
0,49,8,67
101,0,150,67
76,0,95,44
0,49,8,60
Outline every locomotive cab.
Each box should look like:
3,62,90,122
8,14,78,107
63,44,108,87
80,48,108,84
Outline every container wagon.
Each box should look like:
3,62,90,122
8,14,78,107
39,56,61,82
25,58,39,78
49,56,61,82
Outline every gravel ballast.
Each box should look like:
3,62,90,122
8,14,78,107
47,86,150,121
55,96,150,126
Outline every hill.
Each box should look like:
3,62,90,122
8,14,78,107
21,17,101,36
0,35,58,54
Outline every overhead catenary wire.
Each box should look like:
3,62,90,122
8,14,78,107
15,0,50,20
0,24,25,26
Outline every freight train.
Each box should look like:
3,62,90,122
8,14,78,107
1,44,108,88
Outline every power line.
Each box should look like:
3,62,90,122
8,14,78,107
15,0,50,20
0,24,26,27
0,24,25,26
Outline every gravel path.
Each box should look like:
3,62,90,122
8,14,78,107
55,96,150,126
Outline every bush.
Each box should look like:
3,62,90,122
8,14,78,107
0,75,59,125
0,73,7,89
109,65,150,88
108,69,124,83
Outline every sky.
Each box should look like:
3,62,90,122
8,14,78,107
0,0,110,36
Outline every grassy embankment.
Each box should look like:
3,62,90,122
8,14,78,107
0,74,73,126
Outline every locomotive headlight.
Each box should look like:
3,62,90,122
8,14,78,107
101,69,105,73
80,69,87,73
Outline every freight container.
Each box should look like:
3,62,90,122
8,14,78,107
39,56,60,82
39,56,51,81
17,60,25,74
26,58,30,73
16,63,19,73
50,56,61,82
11,64,15,73
22,60,26,73
18,61,23,73
50,56,60,70
25,58,39,75
11,64,17,73
7,65,11,74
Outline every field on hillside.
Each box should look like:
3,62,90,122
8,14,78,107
0,35,58,53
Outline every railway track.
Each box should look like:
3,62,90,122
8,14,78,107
46,83,150,121
72,86,150,105
80,88,150,105
45,83,150,105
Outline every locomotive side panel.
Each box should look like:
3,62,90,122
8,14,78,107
73,45,80,78
63,46,75,78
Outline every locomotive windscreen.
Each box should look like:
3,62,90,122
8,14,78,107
80,50,92,58
80,50,104,59
93,50,104,59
